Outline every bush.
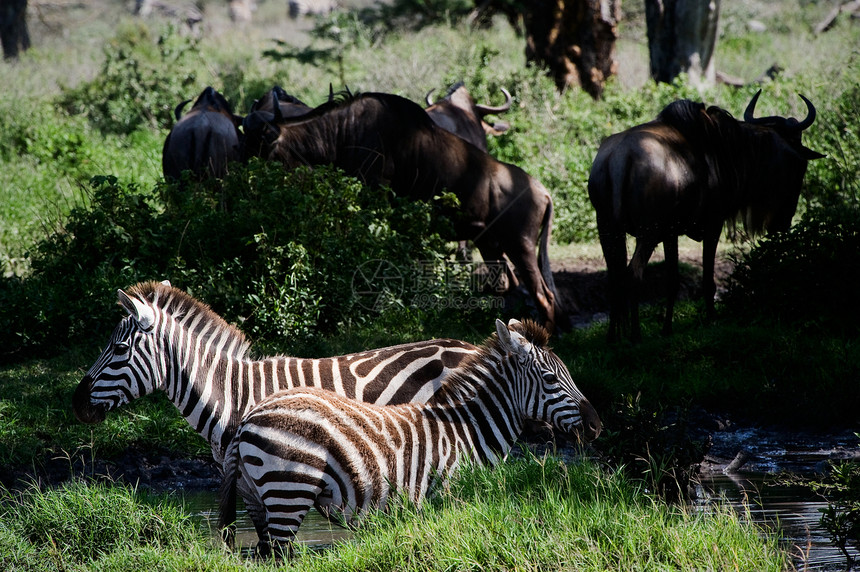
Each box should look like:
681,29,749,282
722,204,860,334
57,23,200,135
0,162,459,361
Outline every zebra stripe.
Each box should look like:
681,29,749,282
220,318,602,557
72,281,478,466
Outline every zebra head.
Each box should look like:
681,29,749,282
72,285,163,424
495,319,601,443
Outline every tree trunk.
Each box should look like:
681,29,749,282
521,0,621,98
0,0,30,60
645,0,720,86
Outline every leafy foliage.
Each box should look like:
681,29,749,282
722,204,860,334
0,162,454,361
57,23,200,135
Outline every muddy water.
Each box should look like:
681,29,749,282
699,425,860,571
183,491,354,550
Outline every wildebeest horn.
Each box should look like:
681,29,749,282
329,83,335,102
475,87,512,116
425,88,436,107
174,99,192,121
795,94,816,131
743,89,763,124
272,90,283,122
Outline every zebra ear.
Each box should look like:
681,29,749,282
161,280,171,287
117,289,155,331
495,318,532,358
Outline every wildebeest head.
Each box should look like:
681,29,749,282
162,86,244,181
250,85,312,118
739,89,825,232
588,91,824,342
424,82,511,152
242,86,316,160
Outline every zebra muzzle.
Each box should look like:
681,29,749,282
72,375,108,424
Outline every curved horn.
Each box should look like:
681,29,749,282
795,94,816,131
475,87,512,116
173,99,192,121
272,90,283,122
743,89,763,123
424,88,436,107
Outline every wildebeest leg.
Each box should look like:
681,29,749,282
702,231,720,319
629,237,658,343
505,238,556,331
598,229,628,343
475,239,517,292
662,235,679,336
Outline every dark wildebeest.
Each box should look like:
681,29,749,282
588,90,824,342
424,82,512,261
243,91,558,330
250,85,312,118
162,86,243,181
424,82,512,152
242,86,312,159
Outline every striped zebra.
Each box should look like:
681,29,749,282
219,318,601,558
72,280,479,468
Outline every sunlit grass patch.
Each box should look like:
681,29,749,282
297,455,789,572
0,479,203,568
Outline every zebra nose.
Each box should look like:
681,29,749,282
72,375,106,424
579,398,602,441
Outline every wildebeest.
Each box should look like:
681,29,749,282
424,82,512,152
250,85,312,118
588,90,824,342
243,91,558,330
162,86,243,181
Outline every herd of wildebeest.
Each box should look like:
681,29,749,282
161,82,823,340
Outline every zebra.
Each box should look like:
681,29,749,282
219,318,602,558
72,280,480,469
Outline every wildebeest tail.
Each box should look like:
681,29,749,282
538,196,557,300
219,440,239,549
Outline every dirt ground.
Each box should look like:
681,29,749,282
547,241,736,330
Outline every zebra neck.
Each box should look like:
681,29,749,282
165,326,249,465
432,376,525,465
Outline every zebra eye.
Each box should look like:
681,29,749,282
114,342,130,355
542,371,558,383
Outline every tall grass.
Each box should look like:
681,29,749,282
295,455,789,571
0,456,789,572
0,479,203,570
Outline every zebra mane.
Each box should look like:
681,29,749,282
125,281,252,358
431,319,551,403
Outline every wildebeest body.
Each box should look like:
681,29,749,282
162,86,243,181
588,92,824,342
243,92,557,329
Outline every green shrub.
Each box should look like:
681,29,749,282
0,162,457,361
58,23,200,135
722,204,860,334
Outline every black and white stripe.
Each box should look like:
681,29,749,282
73,281,478,466
219,318,602,557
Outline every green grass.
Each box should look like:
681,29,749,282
0,455,790,572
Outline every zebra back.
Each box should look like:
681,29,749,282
73,281,479,465
221,318,601,555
